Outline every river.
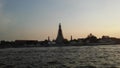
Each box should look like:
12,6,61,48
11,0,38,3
0,45,120,68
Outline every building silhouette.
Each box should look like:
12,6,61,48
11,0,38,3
56,23,64,44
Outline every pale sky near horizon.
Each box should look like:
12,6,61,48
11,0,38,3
0,0,120,41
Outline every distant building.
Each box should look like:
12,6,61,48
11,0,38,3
98,36,115,44
56,23,64,44
15,40,38,45
78,38,84,43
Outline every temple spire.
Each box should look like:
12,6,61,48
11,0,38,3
59,23,61,29
48,36,50,41
71,35,73,41
56,23,64,44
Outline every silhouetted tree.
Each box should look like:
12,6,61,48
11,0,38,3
63,39,69,44
85,33,98,43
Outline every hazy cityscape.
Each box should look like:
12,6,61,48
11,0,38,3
1,23,120,48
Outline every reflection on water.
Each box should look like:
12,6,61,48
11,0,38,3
0,45,120,68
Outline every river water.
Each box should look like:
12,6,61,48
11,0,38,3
0,45,120,68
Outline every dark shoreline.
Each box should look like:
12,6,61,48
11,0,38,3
0,43,119,49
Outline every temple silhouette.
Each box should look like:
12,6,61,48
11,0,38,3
56,23,64,44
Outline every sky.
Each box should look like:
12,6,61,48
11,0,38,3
0,0,120,41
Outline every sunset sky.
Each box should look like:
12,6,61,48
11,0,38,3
0,0,120,41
